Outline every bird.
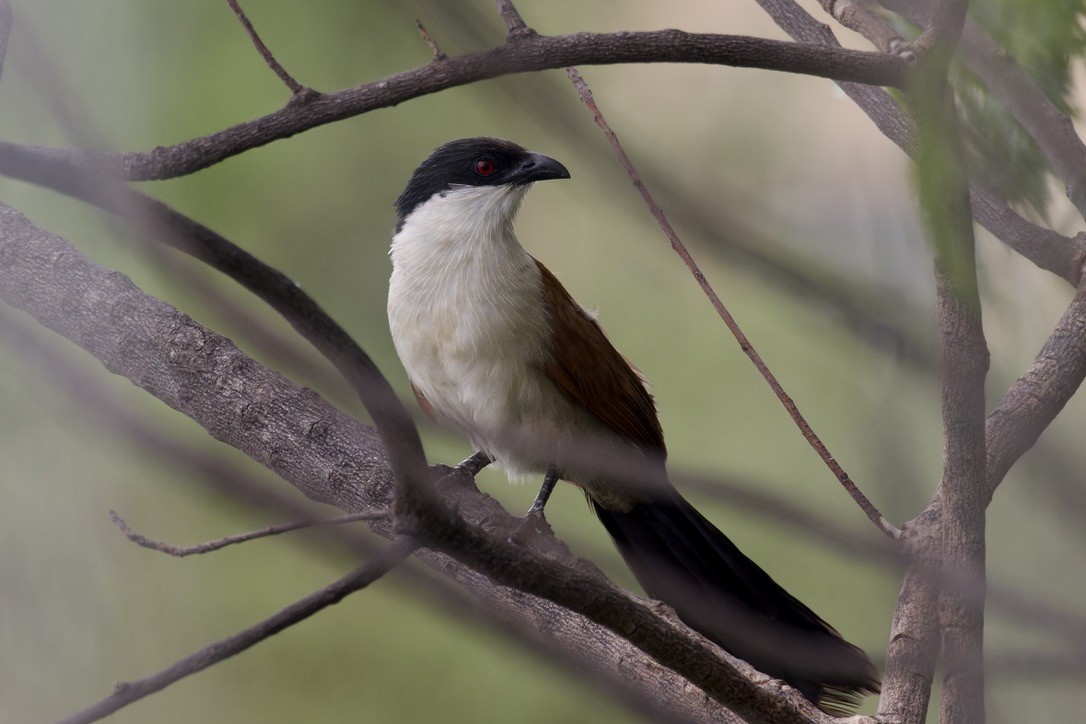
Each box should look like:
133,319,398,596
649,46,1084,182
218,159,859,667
386,137,879,714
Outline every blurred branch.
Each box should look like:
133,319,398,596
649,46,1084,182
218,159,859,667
0,152,429,505
0,0,12,83
0,28,906,182
0,202,830,723
59,540,417,724
225,0,312,98
109,509,388,557
878,524,942,723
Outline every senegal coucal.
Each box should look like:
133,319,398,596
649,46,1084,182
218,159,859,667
386,137,879,713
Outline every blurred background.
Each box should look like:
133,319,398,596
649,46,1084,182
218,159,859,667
1,1,1083,722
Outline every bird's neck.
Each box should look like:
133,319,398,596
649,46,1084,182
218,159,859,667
390,185,539,300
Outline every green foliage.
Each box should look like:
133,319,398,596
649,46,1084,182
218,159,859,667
972,0,1086,112
959,0,1086,213
952,64,1052,215
890,0,1086,214
889,0,1086,215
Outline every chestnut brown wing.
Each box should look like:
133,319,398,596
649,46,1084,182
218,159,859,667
534,258,666,456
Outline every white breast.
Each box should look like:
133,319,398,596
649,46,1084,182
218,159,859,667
387,184,565,480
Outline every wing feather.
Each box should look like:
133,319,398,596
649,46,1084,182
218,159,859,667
534,258,666,456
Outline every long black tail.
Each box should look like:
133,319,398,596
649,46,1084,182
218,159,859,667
591,491,879,714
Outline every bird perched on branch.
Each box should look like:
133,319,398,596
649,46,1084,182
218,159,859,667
386,137,879,713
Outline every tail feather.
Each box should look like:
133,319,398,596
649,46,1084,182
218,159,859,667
591,491,879,714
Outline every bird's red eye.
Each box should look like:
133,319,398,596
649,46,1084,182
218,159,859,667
475,159,497,176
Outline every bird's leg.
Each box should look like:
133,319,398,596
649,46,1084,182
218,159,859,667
456,450,492,478
526,467,560,520
511,467,559,543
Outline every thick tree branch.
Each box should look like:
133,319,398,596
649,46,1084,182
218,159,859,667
909,8,988,722
0,306,733,724
0,152,429,505
0,203,833,723
929,164,988,724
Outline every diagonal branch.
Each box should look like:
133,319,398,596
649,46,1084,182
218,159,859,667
414,18,446,61
0,304,736,724
0,151,430,507
58,540,416,724
562,64,899,540
495,0,897,541
983,285,1086,499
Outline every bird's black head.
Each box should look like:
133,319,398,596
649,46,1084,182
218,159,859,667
394,137,570,226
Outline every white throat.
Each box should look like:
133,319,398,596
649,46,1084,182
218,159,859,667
387,184,555,479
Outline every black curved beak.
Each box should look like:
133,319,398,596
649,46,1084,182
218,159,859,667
511,152,571,185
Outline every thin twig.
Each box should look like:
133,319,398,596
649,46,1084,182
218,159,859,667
414,19,446,61
564,66,900,540
58,540,416,724
110,510,389,557
225,0,311,98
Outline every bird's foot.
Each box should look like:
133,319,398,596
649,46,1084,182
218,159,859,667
509,506,553,544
